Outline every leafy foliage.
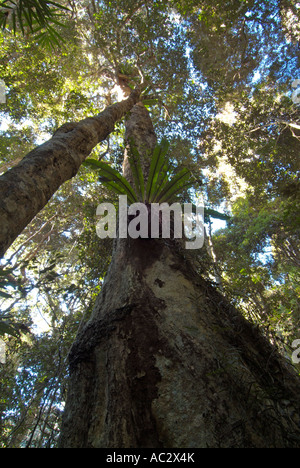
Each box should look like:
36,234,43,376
84,158,139,204
0,0,299,448
83,138,196,204
0,0,70,48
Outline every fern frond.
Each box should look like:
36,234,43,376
146,138,170,202
155,168,193,204
83,159,138,204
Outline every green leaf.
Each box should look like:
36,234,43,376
83,159,138,204
155,168,193,203
142,98,159,106
0,321,19,338
34,24,65,50
0,0,69,43
99,178,136,204
149,159,172,203
146,139,170,202
204,208,231,223
191,205,230,223
45,1,70,11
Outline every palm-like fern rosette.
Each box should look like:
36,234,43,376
83,139,230,222
83,139,195,205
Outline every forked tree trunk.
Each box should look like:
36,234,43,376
59,104,300,448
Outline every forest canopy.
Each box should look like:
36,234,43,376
0,0,299,447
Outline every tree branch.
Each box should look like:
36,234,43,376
0,86,142,258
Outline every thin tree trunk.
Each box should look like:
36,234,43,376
59,104,300,448
204,224,223,291
123,101,157,184
0,86,142,258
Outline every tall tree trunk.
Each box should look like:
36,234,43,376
59,104,300,448
0,86,142,258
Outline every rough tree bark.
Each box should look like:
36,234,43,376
0,86,142,258
59,103,300,448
